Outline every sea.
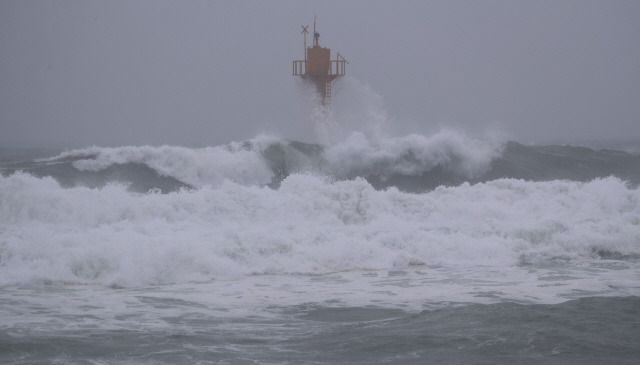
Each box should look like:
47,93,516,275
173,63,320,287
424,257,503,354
1,131,639,364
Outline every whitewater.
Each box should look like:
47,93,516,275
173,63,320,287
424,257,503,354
1,130,640,364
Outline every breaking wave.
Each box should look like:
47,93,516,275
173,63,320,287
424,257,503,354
4,130,639,194
2,130,640,287
1,170,639,287
27,131,503,191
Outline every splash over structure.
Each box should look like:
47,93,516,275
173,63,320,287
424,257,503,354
292,18,348,106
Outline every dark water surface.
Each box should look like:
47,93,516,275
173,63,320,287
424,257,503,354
2,294,638,364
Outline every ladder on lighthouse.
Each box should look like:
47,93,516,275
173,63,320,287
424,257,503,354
325,82,332,106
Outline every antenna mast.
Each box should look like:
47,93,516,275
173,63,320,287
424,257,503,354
313,16,319,47
301,25,309,61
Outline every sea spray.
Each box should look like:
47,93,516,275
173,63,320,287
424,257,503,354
308,76,391,146
322,130,503,179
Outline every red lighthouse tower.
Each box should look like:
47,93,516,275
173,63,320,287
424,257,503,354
292,18,347,106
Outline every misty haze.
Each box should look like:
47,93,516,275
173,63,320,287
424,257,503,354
2,1,639,148
1,2,640,364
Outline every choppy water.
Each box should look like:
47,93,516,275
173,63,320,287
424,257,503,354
1,132,639,364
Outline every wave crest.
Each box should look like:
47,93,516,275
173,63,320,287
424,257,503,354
30,131,505,192
323,130,503,179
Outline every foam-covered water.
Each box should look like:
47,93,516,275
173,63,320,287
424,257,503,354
1,131,640,364
1,170,639,288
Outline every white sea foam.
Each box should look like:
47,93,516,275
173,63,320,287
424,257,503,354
322,130,503,178
40,130,505,188
46,136,282,187
1,171,638,288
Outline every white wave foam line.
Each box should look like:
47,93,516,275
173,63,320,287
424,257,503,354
323,130,504,178
1,172,639,287
44,136,282,187
40,131,505,188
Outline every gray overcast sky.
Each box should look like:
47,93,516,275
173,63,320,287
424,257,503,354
1,1,639,148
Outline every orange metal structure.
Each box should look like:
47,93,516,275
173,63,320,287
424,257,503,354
292,18,347,106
